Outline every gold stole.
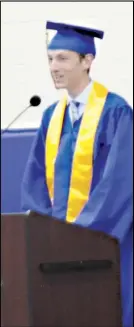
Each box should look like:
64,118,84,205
45,81,108,223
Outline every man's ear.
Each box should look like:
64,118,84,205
84,54,94,70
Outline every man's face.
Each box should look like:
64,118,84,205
48,50,90,91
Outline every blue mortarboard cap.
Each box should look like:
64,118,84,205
46,21,104,56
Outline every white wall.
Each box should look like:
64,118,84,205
1,2,133,129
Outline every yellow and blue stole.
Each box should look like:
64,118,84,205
45,81,108,223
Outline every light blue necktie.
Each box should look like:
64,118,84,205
71,101,80,124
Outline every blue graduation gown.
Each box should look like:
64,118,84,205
21,91,133,327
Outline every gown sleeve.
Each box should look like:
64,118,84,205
21,110,52,215
75,104,133,244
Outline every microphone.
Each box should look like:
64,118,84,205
1,95,41,135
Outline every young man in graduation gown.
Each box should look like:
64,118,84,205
21,21,133,327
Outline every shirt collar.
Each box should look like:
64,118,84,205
67,80,93,105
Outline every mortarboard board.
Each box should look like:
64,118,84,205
46,20,104,56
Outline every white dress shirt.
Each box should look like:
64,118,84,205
67,81,93,124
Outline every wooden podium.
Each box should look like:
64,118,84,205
1,213,122,327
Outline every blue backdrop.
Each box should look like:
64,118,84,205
1,129,37,213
